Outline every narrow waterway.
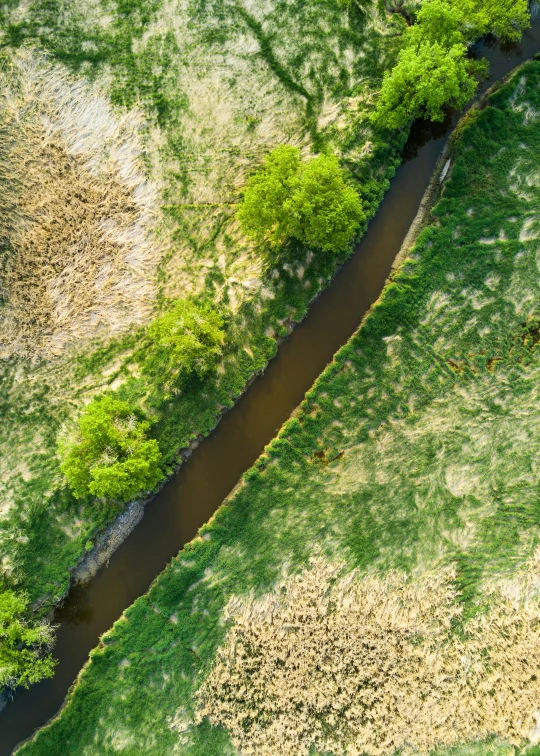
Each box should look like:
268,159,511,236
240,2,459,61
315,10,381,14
2,22,540,755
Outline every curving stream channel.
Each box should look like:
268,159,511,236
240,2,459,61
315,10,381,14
3,21,540,755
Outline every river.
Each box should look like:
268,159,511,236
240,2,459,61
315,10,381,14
2,19,540,754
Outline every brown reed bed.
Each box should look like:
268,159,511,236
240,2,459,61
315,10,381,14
0,51,161,360
196,556,540,756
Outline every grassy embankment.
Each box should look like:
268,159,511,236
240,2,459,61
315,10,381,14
18,60,540,756
0,0,409,606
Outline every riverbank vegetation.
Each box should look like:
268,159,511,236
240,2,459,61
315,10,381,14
18,59,540,755
237,146,365,253
0,0,532,694
58,397,164,502
0,592,55,690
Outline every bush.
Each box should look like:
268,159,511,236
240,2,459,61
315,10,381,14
146,299,225,381
237,145,365,254
374,0,530,129
0,590,55,689
59,396,163,502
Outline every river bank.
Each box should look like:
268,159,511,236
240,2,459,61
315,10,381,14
16,54,540,756
0,77,447,756
58,54,540,606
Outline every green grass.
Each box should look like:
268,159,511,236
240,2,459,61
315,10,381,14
18,60,540,756
0,0,408,608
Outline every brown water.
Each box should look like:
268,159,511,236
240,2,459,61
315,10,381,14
2,23,540,755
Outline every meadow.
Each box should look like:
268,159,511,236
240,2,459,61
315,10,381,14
0,0,409,607
17,57,540,756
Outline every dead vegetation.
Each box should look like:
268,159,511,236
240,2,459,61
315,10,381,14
0,51,161,360
195,555,540,756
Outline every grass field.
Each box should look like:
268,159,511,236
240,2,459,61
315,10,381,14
0,0,409,607
17,59,540,756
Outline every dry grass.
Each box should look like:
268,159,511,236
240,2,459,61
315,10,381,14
0,51,161,360
196,555,540,756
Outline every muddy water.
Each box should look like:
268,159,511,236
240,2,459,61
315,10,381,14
3,23,540,755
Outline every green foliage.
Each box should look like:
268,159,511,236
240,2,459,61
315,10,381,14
145,299,225,381
374,38,478,129
237,145,365,253
454,0,530,42
59,396,163,502
0,590,55,689
238,145,301,248
374,0,530,128
413,0,467,45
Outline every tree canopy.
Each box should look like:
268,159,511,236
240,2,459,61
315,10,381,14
0,590,55,689
237,145,365,254
146,299,225,381
59,396,163,502
375,39,477,129
455,0,530,42
374,0,530,128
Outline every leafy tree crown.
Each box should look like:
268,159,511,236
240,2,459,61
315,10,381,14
238,145,365,254
374,0,530,129
59,396,163,502
146,299,225,380
0,590,55,689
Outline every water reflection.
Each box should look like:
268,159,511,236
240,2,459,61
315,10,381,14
54,587,94,626
402,113,454,162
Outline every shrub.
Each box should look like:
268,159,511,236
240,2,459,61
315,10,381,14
59,396,163,502
237,145,365,254
146,299,225,381
0,590,55,689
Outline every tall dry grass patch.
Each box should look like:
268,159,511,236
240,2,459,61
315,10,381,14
195,556,540,756
0,51,161,360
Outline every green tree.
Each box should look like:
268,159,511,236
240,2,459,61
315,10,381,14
238,145,365,253
59,396,163,502
146,299,225,380
0,590,56,689
374,0,529,129
375,39,478,129
237,145,301,248
454,0,529,42
412,0,466,46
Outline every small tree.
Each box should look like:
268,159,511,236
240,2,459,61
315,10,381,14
59,396,163,502
375,39,478,129
0,590,55,689
146,299,225,380
237,145,365,253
